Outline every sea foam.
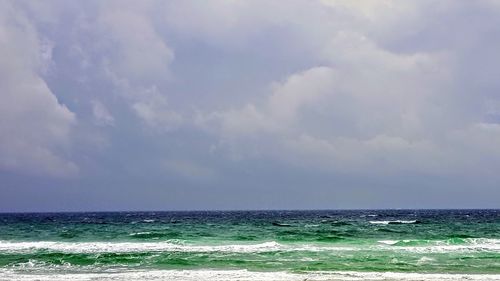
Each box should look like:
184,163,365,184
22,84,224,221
0,240,284,254
1,238,499,254
369,220,418,225
1,269,500,281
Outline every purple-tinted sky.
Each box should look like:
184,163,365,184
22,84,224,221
1,0,500,211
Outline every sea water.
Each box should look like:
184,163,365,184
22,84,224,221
0,210,499,280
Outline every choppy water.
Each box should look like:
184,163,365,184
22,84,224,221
0,210,499,280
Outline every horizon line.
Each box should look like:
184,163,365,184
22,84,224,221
1,208,498,215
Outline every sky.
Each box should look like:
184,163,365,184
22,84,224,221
1,0,500,212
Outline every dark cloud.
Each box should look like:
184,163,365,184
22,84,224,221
1,0,500,211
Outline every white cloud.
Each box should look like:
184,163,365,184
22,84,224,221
0,2,77,177
194,0,500,177
70,2,181,132
132,87,182,131
161,0,340,53
4,0,500,183
98,8,174,86
199,67,337,138
91,100,114,127
2,0,500,211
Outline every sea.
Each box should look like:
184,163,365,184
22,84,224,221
0,210,499,280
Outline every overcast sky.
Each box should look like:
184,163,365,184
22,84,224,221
1,0,500,212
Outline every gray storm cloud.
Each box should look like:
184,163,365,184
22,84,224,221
1,0,500,211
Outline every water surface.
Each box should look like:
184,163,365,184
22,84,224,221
0,210,499,280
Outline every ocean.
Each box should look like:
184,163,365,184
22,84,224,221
0,210,499,280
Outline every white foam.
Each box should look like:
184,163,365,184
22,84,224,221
0,240,285,254
370,220,417,225
417,256,436,265
1,238,499,254
129,232,152,236
1,269,500,281
397,243,500,253
378,240,400,245
376,238,500,253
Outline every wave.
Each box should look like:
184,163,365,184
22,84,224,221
379,238,500,246
370,220,421,225
376,238,500,253
1,238,499,254
329,221,351,226
0,241,285,254
272,222,292,227
1,269,500,281
128,231,170,239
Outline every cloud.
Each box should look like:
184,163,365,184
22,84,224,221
3,0,500,209
200,66,337,137
91,100,114,127
98,8,174,86
284,134,443,174
0,2,77,177
131,87,182,131
97,5,180,131
55,1,181,132
195,0,500,178
164,159,216,182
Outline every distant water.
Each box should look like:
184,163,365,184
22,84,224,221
0,210,499,280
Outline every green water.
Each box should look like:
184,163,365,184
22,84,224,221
0,210,499,279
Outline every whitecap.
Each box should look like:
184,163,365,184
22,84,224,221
370,220,418,225
1,238,499,255
1,269,500,281
378,240,399,245
417,256,436,265
376,238,500,253
0,240,285,254
129,232,152,236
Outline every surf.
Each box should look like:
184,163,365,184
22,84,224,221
1,269,500,281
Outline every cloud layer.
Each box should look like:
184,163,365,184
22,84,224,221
1,0,500,210
0,2,77,177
